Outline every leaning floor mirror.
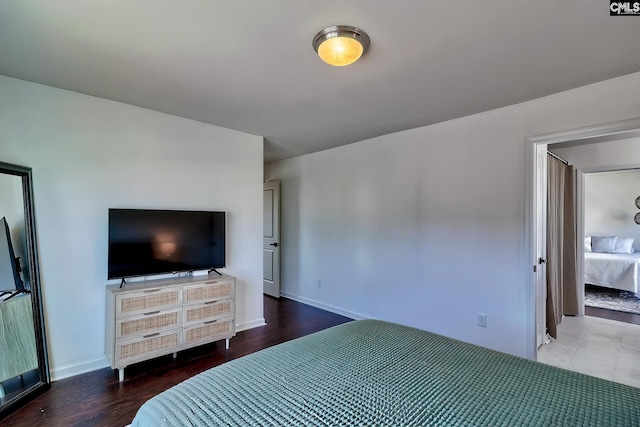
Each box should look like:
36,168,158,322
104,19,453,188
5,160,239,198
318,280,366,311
0,161,50,417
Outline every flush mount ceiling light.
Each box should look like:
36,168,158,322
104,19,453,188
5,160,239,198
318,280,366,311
312,25,370,67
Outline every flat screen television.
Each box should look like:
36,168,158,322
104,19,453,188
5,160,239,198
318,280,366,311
108,209,225,280
0,216,24,292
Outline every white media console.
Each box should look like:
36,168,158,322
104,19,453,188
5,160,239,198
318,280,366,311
105,273,235,382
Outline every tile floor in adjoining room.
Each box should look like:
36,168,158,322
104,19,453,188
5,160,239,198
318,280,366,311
537,315,640,388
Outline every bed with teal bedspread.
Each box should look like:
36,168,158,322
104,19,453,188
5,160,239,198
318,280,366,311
131,320,640,426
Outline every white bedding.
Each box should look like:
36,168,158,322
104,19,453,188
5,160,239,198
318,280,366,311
584,252,640,293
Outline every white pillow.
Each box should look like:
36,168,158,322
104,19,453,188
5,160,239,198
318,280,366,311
591,236,618,253
584,236,592,253
614,237,635,254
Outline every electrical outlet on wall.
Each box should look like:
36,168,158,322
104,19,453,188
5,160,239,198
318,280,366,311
477,313,487,327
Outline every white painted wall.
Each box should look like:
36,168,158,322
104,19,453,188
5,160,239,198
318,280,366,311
584,170,640,251
0,75,264,380
265,71,640,358
552,137,640,172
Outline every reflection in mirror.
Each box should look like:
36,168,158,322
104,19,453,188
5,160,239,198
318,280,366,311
0,163,49,417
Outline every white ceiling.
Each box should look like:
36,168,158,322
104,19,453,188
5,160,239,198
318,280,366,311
1,1,639,163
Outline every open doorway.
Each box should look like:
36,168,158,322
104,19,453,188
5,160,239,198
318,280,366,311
579,169,640,321
527,120,640,387
551,141,640,325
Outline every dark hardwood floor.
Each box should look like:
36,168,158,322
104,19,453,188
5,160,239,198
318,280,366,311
585,305,640,325
2,296,351,427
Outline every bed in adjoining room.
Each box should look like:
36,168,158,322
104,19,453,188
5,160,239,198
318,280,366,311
584,252,640,293
129,320,640,426
584,236,640,294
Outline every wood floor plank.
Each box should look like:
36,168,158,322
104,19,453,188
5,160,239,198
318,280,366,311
2,296,352,426
585,305,640,325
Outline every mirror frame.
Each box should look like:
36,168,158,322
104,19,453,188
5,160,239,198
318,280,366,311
0,161,50,418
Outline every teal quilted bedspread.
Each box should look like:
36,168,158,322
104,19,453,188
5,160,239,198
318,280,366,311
131,320,640,426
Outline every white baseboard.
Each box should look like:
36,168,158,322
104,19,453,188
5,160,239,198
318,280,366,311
51,357,110,381
50,319,265,382
236,318,266,332
280,292,371,321
49,308,339,382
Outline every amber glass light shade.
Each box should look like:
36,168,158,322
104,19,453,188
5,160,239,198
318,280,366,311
313,26,370,67
317,37,364,66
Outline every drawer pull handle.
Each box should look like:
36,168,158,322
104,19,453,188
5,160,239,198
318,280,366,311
143,289,162,293
143,310,160,316
204,300,218,305
204,320,218,325
143,332,160,338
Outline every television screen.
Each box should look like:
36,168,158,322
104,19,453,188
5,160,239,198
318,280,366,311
108,209,225,279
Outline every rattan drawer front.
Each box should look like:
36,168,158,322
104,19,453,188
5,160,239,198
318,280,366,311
183,281,233,304
116,287,182,318
184,318,232,348
116,308,182,339
183,299,233,327
116,329,182,366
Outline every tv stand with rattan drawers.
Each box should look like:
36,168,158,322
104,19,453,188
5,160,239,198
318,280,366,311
105,273,235,382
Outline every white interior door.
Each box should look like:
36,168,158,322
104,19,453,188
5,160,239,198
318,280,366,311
263,181,281,298
535,144,548,348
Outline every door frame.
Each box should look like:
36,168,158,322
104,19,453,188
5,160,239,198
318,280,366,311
524,117,640,360
534,143,548,349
